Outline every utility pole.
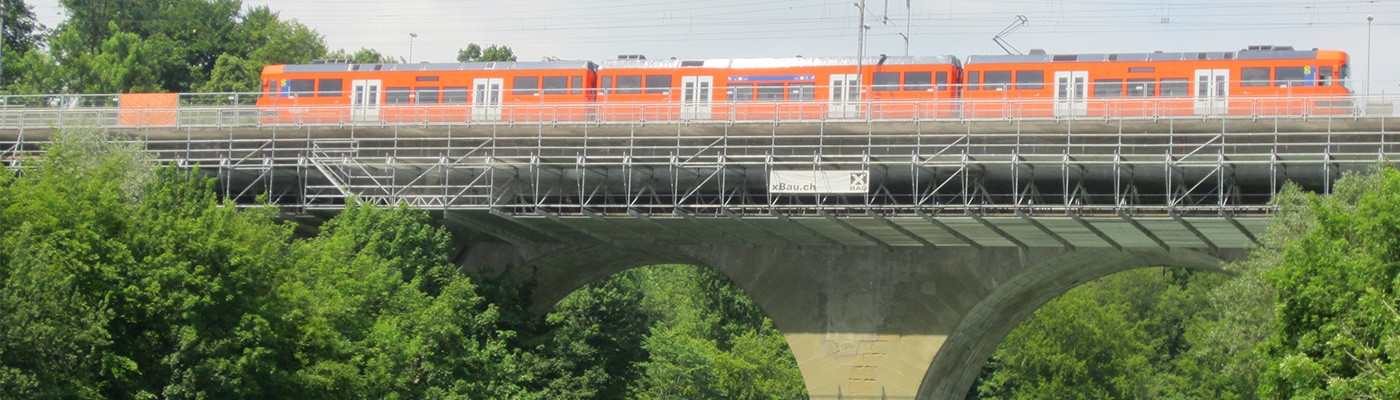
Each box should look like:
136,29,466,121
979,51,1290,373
2,0,7,89
856,0,866,97
904,0,911,56
1367,16,1373,96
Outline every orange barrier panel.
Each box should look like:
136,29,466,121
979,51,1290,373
118,93,178,127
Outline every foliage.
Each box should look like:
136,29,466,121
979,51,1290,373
1,0,41,55
0,127,805,398
970,171,1400,400
10,0,329,94
457,43,518,62
1260,168,1400,398
199,6,327,93
53,0,242,92
326,48,404,64
519,264,806,399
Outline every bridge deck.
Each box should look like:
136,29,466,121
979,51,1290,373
3,113,1393,250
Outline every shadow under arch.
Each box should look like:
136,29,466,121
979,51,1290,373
919,248,1237,399
476,244,707,315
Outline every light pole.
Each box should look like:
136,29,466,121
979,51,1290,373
856,0,866,86
904,0,910,56
409,32,418,63
1366,16,1373,96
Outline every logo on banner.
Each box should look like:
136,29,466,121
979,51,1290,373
849,172,869,191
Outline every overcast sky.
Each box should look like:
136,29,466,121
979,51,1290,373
25,0,1400,93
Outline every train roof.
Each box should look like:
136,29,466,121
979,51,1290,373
279,60,597,73
599,55,961,70
965,46,1334,65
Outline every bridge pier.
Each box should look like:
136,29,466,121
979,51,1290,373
464,242,1233,399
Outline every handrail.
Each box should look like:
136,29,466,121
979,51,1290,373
0,94,1390,131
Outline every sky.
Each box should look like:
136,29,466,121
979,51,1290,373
23,0,1400,94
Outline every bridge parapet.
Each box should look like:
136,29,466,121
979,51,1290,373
2,107,1394,250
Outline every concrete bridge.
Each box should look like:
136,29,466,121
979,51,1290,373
2,100,1397,398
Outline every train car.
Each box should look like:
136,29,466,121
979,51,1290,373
257,60,597,124
961,46,1351,119
594,55,962,121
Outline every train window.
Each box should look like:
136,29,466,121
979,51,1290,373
1015,70,1044,90
543,76,568,95
1128,67,1155,73
757,83,785,101
935,71,949,91
728,84,754,102
318,79,343,97
789,83,815,101
601,76,613,94
984,71,1012,91
571,76,583,94
645,75,672,94
1126,79,1156,97
873,72,901,91
1274,67,1306,87
386,87,412,104
1093,79,1123,98
904,72,932,91
616,75,643,94
416,87,440,104
1320,67,1334,86
415,76,440,82
967,71,980,90
513,76,540,95
1241,67,1270,87
1341,64,1350,90
443,87,469,104
1160,79,1189,97
290,79,315,97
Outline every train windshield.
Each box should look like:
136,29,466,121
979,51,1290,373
1340,63,1352,92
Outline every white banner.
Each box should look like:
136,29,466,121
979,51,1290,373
768,170,869,194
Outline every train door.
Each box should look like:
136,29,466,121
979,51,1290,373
829,74,860,119
1053,71,1088,117
680,76,713,120
472,78,503,121
1194,69,1229,116
350,79,381,122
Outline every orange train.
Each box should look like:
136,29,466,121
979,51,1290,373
257,45,1351,123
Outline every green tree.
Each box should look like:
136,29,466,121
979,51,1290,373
200,6,327,93
56,0,241,92
0,0,45,90
1260,168,1400,398
327,48,403,64
0,127,305,398
973,271,1156,399
28,22,186,93
457,43,517,62
282,203,531,398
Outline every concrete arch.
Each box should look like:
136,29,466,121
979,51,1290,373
463,243,705,315
919,248,1235,399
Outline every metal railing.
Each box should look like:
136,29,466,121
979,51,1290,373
0,90,1392,131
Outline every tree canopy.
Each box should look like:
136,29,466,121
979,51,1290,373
0,127,806,399
457,43,518,62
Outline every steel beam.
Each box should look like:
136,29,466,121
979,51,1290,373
1121,213,1170,251
1173,215,1219,253
1018,211,1075,251
1071,214,1123,251
817,210,892,250
970,213,1028,250
867,210,938,248
917,210,983,249
771,210,845,247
